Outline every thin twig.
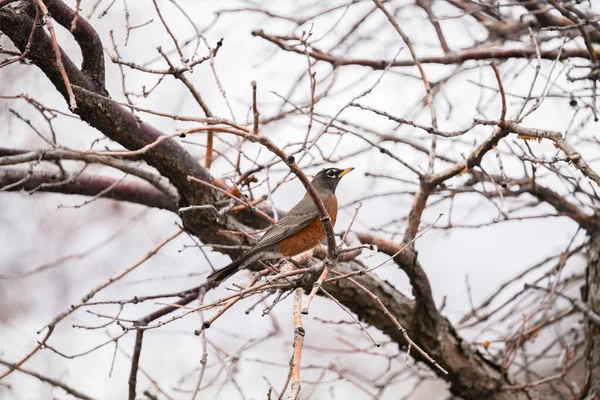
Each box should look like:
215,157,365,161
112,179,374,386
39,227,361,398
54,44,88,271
287,288,305,400
36,0,77,110
490,62,507,125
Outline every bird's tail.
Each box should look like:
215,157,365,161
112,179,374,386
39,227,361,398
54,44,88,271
207,255,251,285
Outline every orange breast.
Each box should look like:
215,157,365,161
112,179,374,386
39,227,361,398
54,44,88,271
278,195,338,257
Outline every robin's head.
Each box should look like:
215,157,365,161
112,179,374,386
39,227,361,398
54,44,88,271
312,167,354,193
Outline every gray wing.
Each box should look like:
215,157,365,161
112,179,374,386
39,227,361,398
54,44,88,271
246,195,318,255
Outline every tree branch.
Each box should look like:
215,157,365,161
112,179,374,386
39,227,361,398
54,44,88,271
0,168,176,210
0,146,179,203
0,358,94,400
253,29,600,69
584,234,600,399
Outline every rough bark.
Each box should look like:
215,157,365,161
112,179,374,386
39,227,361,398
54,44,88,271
584,234,600,399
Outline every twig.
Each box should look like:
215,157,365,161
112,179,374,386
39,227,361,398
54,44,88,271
151,0,185,62
329,214,443,284
301,262,331,314
195,278,258,334
479,120,600,190
490,62,506,125
0,327,53,380
191,288,208,400
155,46,218,169
0,147,179,202
128,329,144,400
0,358,94,400
320,288,380,347
346,277,448,375
186,175,275,224
527,284,600,326
287,288,305,400
36,0,77,111
252,81,260,135
547,0,597,64
253,30,600,67
339,202,362,246
372,0,438,174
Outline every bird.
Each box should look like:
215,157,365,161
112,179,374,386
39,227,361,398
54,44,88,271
207,167,354,285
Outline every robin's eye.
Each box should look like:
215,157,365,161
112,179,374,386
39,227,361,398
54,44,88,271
326,170,336,178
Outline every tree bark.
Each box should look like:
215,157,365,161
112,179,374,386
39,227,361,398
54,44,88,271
0,168,176,210
584,234,600,399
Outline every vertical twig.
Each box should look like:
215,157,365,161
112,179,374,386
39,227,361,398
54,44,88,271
415,0,450,54
288,288,305,400
300,28,316,147
69,0,81,32
205,131,214,169
515,28,541,122
252,81,259,135
36,0,77,111
128,329,144,400
491,62,507,125
191,288,208,400
301,264,331,314
372,0,438,174
151,0,186,62
156,47,215,169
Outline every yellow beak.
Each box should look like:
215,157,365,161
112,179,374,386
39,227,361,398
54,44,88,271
337,167,354,178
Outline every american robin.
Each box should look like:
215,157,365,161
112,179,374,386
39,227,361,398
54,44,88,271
207,167,354,284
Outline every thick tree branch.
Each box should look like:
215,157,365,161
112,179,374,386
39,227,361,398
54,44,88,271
0,168,176,210
584,234,600,399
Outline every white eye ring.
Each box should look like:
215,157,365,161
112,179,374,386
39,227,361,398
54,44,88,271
326,170,336,178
